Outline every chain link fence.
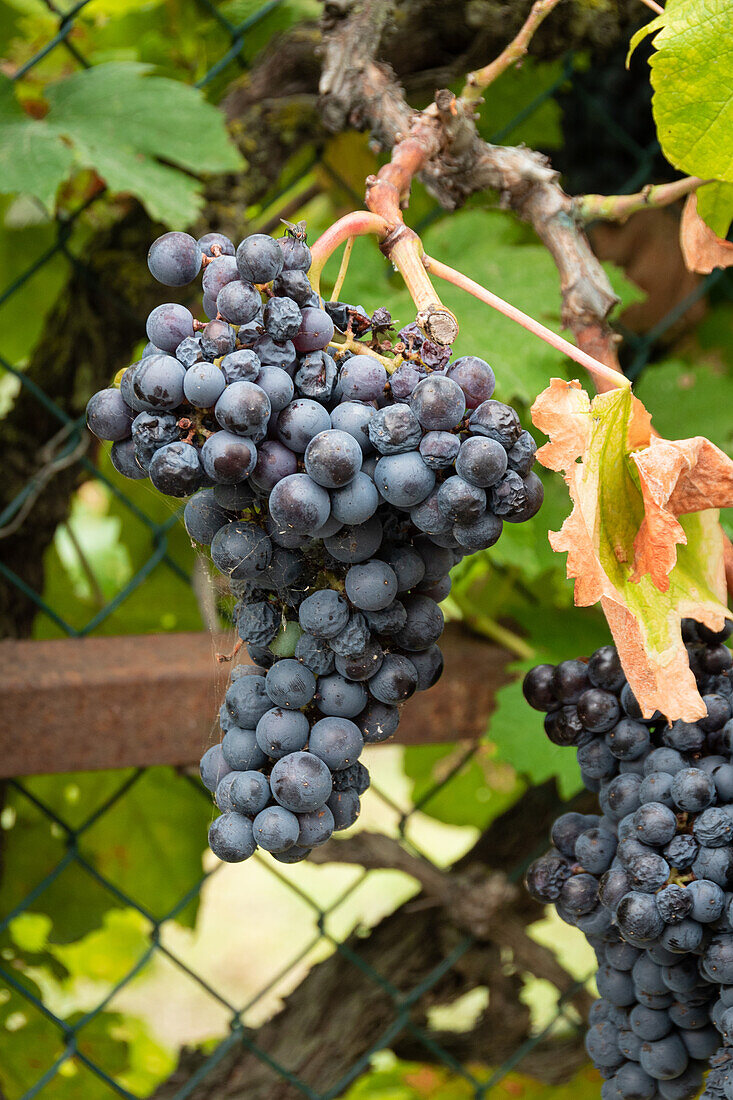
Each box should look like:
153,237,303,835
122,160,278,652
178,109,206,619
1,5,730,1097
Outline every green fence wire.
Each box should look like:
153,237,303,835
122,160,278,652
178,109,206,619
1,6,731,1098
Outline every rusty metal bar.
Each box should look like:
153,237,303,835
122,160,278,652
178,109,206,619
0,626,511,777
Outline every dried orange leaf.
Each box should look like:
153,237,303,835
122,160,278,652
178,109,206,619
531,380,731,722
681,193,733,274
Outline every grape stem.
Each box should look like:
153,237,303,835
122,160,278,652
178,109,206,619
309,211,389,293
461,0,564,103
423,253,630,395
576,177,708,223
329,331,397,372
330,236,355,302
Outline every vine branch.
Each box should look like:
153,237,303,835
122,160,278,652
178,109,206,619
577,176,708,222
461,0,565,102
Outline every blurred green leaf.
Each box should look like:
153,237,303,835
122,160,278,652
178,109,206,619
635,358,733,455
0,64,243,224
696,181,733,238
0,75,73,211
403,742,524,830
630,0,733,184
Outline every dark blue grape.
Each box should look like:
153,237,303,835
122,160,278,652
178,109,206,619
297,806,334,848
269,473,330,534
200,744,232,792
277,398,331,452
525,852,572,903
325,516,383,563
295,350,337,400
506,431,537,477
253,334,297,371
200,319,236,359
184,489,230,544
236,601,278,646
330,401,375,454
453,511,503,551
149,441,202,497
411,375,465,430
468,399,522,447
220,349,261,384
327,788,360,830
183,361,226,408
147,232,202,286
211,521,272,580
293,306,334,353
228,771,270,817
146,303,194,353
110,438,146,479
133,354,186,410
236,234,284,284
358,701,399,744
419,431,460,470
222,726,268,771
200,430,257,484
273,268,315,306
217,279,261,324
215,380,271,442
203,254,239,298
265,659,316,709
197,232,235,258
671,768,716,813
368,404,422,455
345,560,398,612
86,388,133,441
368,653,418,704
253,805,299,852
374,451,435,508
209,812,257,862
437,475,486,523
456,435,508,488
337,355,387,401
446,355,495,409
264,296,302,342
270,751,332,812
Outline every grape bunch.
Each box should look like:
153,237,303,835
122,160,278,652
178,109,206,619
86,224,542,866
523,620,733,1099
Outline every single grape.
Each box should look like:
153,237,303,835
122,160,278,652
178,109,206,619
197,232,235,257
229,771,270,817
278,235,312,272
253,805,299,853
411,375,466,430
294,306,335,353
330,401,375,454
337,355,387,401
147,232,202,286
217,280,262,325
236,233,284,284
110,439,146,479
183,361,226,408
409,644,444,690
305,430,363,489
200,319,236,359
270,751,333,813
211,520,272,580
315,676,368,718
419,431,460,470
297,806,334,848
184,489,230,544
368,653,418,704
345,560,399,611
327,788,360,830
437,476,486,523
330,472,380,525
222,726,268,771
265,659,316,709
256,366,295,413
374,452,435,508
453,511,503,551
149,441,202,497
468,399,522,447
358,700,400,743
324,516,383,563
215,380,271,442
132,354,186,410
269,473,331,534
250,440,298,492
264,296,302,342
455,436,507,488
274,268,315,306
203,255,239,298
277,398,332,452
209,812,257,862
86,388,133,441
146,303,194,354
368,404,423,455
446,355,495,409
393,594,444,651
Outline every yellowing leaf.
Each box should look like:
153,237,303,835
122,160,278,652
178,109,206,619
680,193,733,274
532,380,732,722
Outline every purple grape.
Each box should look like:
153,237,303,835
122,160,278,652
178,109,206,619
411,375,466,430
255,365,295,413
278,235,312,272
264,296,302,342
147,232,202,286
203,255,239,298
419,431,460,470
197,232,235,258
236,233,284,284
201,431,257,483
200,319,236,359
110,439,145,479
374,451,435,508
293,306,335,353
337,355,387,401
270,751,332,813
149,441,203,497
446,356,495,409
330,401,375,454
146,303,194,353
183,361,226,408
305,430,363,488
456,436,507,488
220,349,261,384
215,380,271,442
330,472,379,525
86,388,133,441
250,440,298,491
217,280,261,324
276,399,331,452
269,473,331,534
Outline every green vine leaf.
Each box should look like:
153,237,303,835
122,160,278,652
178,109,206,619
697,181,733,238
0,64,244,225
629,0,733,186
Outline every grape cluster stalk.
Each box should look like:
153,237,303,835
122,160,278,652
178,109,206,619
86,225,542,865
524,620,733,1100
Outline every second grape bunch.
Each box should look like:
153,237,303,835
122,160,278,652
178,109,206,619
86,224,543,865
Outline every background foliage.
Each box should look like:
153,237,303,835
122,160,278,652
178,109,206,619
1,0,732,1097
